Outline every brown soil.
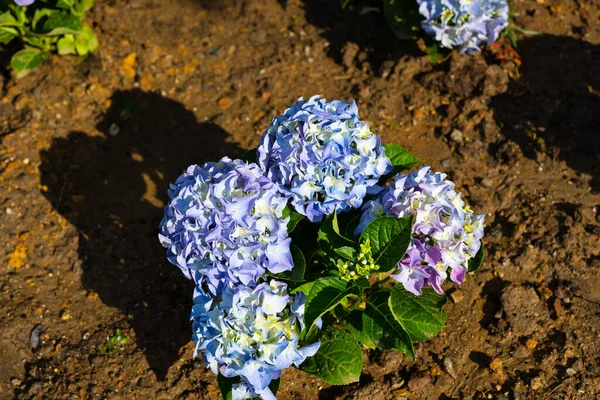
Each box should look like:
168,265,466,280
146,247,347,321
1,0,599,399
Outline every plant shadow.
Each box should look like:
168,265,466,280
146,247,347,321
299,0,421,73
39,89,243,380
491,35,600,192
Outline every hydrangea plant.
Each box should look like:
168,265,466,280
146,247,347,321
0,0,98,78
160,96,485,399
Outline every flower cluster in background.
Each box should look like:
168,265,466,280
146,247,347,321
356,167,484,295
258,95,392,222
416,0,510,53
14,0,35,6
159,158,292,294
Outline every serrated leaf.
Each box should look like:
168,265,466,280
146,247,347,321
382,0,423,40
468,244,484,272
299,277,358,329
11,48,49,78
359,216,413,271
363,290,414,357
383,143,421,171
300,326,362,385
389,286,447,342
0,26,17,44
41,11,83,36
339,310,376,349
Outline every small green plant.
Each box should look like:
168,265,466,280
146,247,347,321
101,328,129,354
0,0,98,78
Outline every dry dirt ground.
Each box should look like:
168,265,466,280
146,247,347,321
0,0,599,399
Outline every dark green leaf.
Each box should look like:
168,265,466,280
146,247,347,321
217,374,235,400
359,216,413,271
382,0,423,40
389,286,447,341
354,277,371,289
298,277,358,329
468,244,484,273
11,48,49,78
56,0,73,10
300,326,362,385
268,378,280,397
41,12,83,36
282,206,304,232
364,290,414,357
318,213,356,265
339,310,376,349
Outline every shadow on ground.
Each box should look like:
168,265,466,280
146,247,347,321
39,89,242,379
299,0,420,73
492,35,600,191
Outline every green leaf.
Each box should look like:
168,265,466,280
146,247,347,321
468,244,484,273
11,48,49,78
334,246,356,261
339,310,376,349
359,216,413,271
75,26,98,55
57,34,76,55
0,10,19,27
383,143,421,173
41,11,83,36
282,206,304,232
0,26,17,44
298,277,357,329
382,0,423,40
56,0,73,10
389,286,447,342
75,0,94,14
364,290,414,357
217,373,235,400
318,213,356,265
277,244,306,282
300,326,362,385
268,378,280,397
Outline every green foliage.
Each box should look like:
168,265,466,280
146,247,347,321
300,326,363,385
0,0,98,77
358,215,413,271
468,244,484,273
389,285,447,341
382,0,422,39
100,328,129,354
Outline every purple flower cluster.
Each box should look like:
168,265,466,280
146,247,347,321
14,0,35,5
417,0,509,54
159,157,292,295
258,95,392,222
191,281,319,400
355,167,484,295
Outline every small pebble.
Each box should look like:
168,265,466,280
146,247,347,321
109,123,120,136
23,158,30,165
566,368,577,376
5,208,12,214
440,159,451,167
449,290,464,303
218,96,232,109
11,377,21,387
450,129,464,144
60,310,70,320
408,372,431,392
30,324,45,348
481,178,494,188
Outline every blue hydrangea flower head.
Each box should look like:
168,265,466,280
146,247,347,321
417,0,509,54
257,95,392,222
191,280,320,400
14,0,35,5
355,167,484,295
158,157,293,294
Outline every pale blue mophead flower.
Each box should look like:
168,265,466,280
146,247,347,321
158,157,293,294
191,280,320,400
14,0,35,5
417,0,509,54
355,167,484,295
257,95,392,222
